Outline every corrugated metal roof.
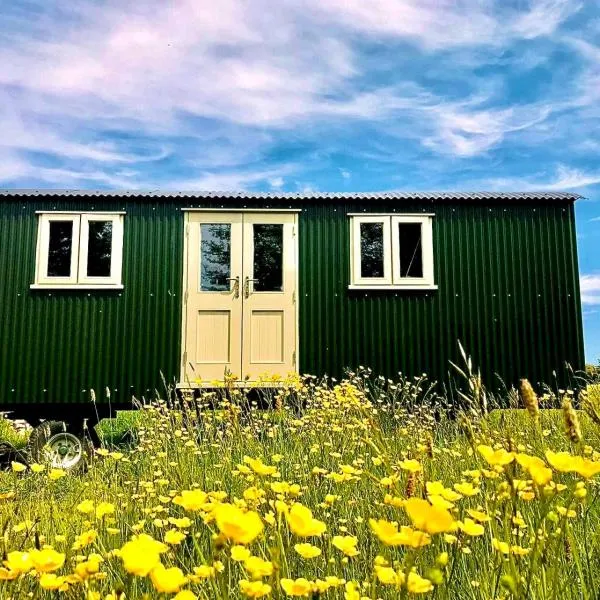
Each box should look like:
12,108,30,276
0,189,583,201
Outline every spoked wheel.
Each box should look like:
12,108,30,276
27,421,93,473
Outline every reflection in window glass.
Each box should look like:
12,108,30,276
200,224,231,291
253,224,283,291
360,222,384,278
398,223,423,278
87,221,113,277
47,221,73,277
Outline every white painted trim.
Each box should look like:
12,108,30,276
347,212,435,217
36,214,80,285
350,216,392,286
176,381,293,389
34,212,124,288
391,215,435,287
181,208,301,213
30,284,124,290
348,284,438,291
78,214,124,286
349,214,436,289
180,214,190,384
35,211,126,215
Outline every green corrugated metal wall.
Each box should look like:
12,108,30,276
0,195,584,406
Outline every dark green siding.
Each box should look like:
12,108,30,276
0,195,584,406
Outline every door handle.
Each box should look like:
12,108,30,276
227,277,240,298
244,277,259,299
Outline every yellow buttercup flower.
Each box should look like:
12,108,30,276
244,556,274,579
76,499,95,514
149,564,187,593
39,573,68,590
281,577,314,596
231,545,252,562
164,529,186,545
240,579,272,598
477,445,515,467
374,565,404,585
454,481,480,496
173,489,208,511
294,543,321,558
174,591,198,600
458,518,485,536
4,551,33,575
11,461,26,473
215,503,264,545
407,571,434,594
404,498,456,534
332,535,359,557
285,503,327,537
30,548,65,573
48,468,66,481
369,519,430,547
399,459,422,472
119,534,168,576
30,463,45,473
95,502,115,519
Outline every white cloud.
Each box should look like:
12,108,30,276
581,274,600,305
0,0,590,186
483,165,600,192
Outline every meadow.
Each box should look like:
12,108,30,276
1,368,600,600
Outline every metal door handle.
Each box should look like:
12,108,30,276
227,277,240,298
244,277,259,299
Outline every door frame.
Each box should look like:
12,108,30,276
179,208,301,387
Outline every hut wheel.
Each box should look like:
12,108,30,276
27,421,93,473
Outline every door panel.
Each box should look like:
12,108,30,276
183,212,297,384
242,214,297,379
184,214,243,382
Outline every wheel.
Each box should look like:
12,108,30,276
27,421,93,473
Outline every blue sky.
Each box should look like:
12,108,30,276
0,1,599,363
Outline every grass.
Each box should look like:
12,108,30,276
0,373,600,599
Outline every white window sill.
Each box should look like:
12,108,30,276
348,284,438,291
30,284,124,290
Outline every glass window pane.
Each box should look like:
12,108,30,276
360,222,385,278
253,224,283,291
87,221,113,277
398,222,423,277
47,220,73,277
200,223,231,291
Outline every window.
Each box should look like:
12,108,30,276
32,213,124,288
350,214,435,289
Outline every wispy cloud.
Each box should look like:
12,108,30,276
483,165,600,192
0,0,590,188
581,275,600,306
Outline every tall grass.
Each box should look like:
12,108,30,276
0,370,599,599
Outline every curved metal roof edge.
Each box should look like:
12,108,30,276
0,189,583,201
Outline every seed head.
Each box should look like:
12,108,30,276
562,396,582,444
519,379,539,421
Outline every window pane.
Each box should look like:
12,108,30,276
398,222,423,278
200,223,231,291
87,221,113,277
253,224,283,291
47,221,73,277
360,222,385,278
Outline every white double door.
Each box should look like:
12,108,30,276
182,212,298,383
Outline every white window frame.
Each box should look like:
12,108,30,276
349,213,436,290
32,212,125,289
351,215,392,286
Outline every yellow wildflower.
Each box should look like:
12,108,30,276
149,564,187,593
294,543,322,558
332,535,359,557
215,503,264,545
286,503,327,537
281,577,314,596
240,579,272,598
404,498,456,534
